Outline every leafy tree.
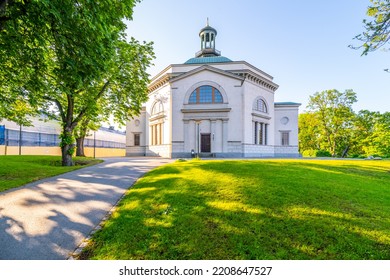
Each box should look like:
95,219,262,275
0,1,31,30
307,89,357,156
300,102,390,158
348,110,390,157
352,0,390,55
1,0,53,118
350,110,379,156
298,112,321,153
366,112,390,156
74,117,100,157
0,91,36,126
1,1,154,166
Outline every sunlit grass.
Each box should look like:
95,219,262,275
0,155,102,192
81,159,390,260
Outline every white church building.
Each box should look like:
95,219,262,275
126,22,300,158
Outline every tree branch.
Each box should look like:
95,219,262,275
44,96,66,123
71,80,110,129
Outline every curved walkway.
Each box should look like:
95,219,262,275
0,157,172,260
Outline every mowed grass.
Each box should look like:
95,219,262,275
80,159,390,260
0,155,102,192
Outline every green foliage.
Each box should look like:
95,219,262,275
59,131,75,155
300,91,390,158
306,89,357,157
302,149,317,157
315,150,332,157
350,110,390,157
73,115,101,156
352,0,390,55
369,112,390,156
73,117,100,140
0,98,36,126
301,149,332,157
0,0,154,165
298,113,321,152
80,160,390,260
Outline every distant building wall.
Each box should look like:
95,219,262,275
0,118,125,157
0,146,62,156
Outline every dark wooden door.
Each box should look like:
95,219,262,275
201,134,211,153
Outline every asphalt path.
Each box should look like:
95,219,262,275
0,157,172,260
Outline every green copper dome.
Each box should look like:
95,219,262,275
184,56,232,64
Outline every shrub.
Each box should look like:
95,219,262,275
316,150,332,157
302,149,316,157
302,149,332,157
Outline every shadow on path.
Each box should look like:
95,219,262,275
0,157,172,260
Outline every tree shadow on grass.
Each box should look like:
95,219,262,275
80,160,390,260
197,160,390,259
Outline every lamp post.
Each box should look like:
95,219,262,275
19,124,22,155
93,130,96,159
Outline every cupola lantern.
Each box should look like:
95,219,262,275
196,18,221,58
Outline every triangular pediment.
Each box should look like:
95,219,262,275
169,65,244,83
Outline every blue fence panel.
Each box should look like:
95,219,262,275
83,138,125,149
0,125,5,145
7,129,20,146
2,128,124,148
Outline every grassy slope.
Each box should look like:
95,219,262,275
0,156,102,192
82,159,390,260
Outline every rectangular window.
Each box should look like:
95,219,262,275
281,132,289,146
134,134,140,146
150,124,163,146
254,122,258,144
264,124,268,145
259,123,263,145
150,126,153,146
150,125,155,146
154,125,158,145
159,123,163,145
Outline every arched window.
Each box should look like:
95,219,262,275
254,98,267,113
189,86,223,104
151,101,164,115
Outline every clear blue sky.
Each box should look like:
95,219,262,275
125,0,389,113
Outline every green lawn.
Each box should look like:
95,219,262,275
0,155,102,192
80,159,390,260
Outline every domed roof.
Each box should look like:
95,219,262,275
184,56,232,64
199,24,217,36
199,18,217,35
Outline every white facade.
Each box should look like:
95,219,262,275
126,24,300,158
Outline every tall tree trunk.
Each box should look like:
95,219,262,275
331,140,337,157
60,126,75,166
76,136,85,157
61,144,75,166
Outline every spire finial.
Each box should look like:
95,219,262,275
206,17,209,26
